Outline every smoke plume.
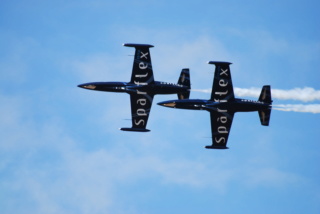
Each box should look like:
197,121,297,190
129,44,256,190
192,87,320,113
273,104,320,114
193,87,320,102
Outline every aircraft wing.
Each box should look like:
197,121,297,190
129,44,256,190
205,111,234,149
124,43,155,85
121,93,154,132
208,61,234,102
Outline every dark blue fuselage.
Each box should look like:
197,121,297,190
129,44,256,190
158,98,271,113
78,81,188,95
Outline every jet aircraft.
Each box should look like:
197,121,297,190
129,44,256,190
78,43,191,132
158,61,272,149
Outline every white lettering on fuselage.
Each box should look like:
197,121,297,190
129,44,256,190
134,50,150,126
241,99,263,104
134,119,145,126
137,108,147,116
214,66,230,144
139,62,148,70
135,72,148,78
140,51,148,59
134,97,148,126
215,90,228,97
214,67,229,102
134,63,149,85
137,98,147,106
161,82,182,87
134,51,150,86
219,79,228,87
214,109,229,144
220,68,228,76
134,81,148,85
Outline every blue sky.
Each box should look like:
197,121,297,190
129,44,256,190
1,0,320,213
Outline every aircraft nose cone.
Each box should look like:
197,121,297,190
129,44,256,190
157,101,176,107
77,84,85,88
77,83,96,90
157,101,166,106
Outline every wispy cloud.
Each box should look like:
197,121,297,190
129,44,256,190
1,90,306,213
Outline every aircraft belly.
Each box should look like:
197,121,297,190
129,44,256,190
232,103,268,112
210,102,262,112
153,86,185,95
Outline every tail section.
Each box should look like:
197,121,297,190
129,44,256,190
258,85,272,104
258,109,271,126
258,85,272,126
177,68,191,99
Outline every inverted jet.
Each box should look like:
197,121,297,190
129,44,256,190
158,61,272,149
78,43,191,132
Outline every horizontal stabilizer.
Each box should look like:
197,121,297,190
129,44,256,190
120,127,150,132
258,109,272,126
205,145,229,149
123,43,154,48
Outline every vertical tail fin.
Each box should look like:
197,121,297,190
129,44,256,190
258,85,272,104
258,85,272,126
177,68,191,99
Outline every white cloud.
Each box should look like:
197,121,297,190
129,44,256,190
244,167,303,188
1,89,305,213
1,28,318,213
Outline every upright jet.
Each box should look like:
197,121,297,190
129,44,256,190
78,43,191,132
158,61,272,149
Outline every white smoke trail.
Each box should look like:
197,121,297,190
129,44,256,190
192,89,212,93
192,87,320,113
273,104,320,114
192,87,320,102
